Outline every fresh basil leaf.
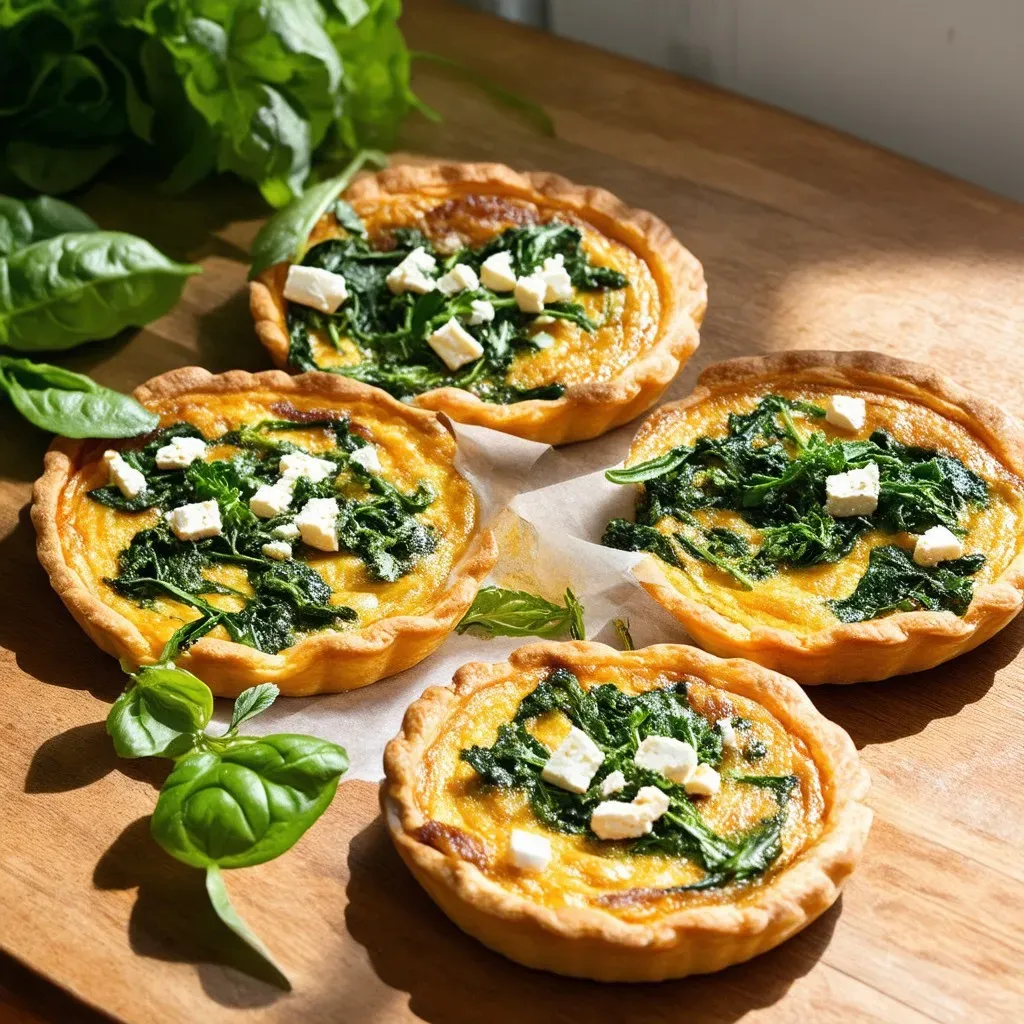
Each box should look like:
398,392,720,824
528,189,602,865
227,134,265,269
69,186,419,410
333,200,365,236
205,865,290,991
456,586,587,639
248,149,387,278
230,684,280,732
0,231,201,351
0,354,158,437
0,195,98,257
106,665,213,759
151,734,348,869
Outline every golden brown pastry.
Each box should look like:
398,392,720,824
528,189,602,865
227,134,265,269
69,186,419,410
383,642,871,980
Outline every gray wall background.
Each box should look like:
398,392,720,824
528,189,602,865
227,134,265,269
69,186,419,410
465,0,1024,202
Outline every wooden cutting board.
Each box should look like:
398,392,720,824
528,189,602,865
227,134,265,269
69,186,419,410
2,2,1023,1020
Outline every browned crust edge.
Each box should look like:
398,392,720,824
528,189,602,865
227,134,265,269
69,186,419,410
629,350,1024,684
381,641,872,981
249,161,706,446
31,367,497,697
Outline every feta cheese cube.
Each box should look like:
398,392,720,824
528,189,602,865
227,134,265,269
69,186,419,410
633,785,670,822
349,445,382,474
428,318,484,371
283,265,349,314
634,735,697,784
295,497,340,552
590,800,654,840
531,331,555,350
514,273,548,314
249,481,294,519
479,251,517,292
279,451,337,484
102,450,146,499
508,829,551,872
534,315,555,326
538,254,574,302
599,770,627,797
825,462,880,517
167,499,222,542
717,718,739,750
541,726,605,794
684,763,721,798
467,299,495,325
825,394,867,432
154,435,207,471
913,525,964,567
386,247,437,295
436,262,479,295
272,522,301,541
261,540,292,561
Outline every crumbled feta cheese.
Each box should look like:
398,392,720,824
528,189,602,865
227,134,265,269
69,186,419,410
427,317,484,371
684,763,721,798
102,450,146,499
508,829,552,872
825,462,880,517
913,525,964,566
467,299,495,325
479,251,517,291
295,497,340,552
632,785,670,822
531,331,555,350
634,735,697,784
717,718,738,750
249,481,294,519
436,262,479,295
537,254,574,302
386,247,437,295
283,265,349,314
167,499,222,542
590,800,654,840
541,726,605,794
272,522,300,541
514,273,548,314
154,435,207,471
349,445,382,474
261,540,292,561
599,770,627,797
825,394,867,432
279,451,337,484
534,315,555,326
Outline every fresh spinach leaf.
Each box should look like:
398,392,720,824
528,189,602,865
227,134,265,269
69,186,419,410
0,194,97,257
456,586,586,639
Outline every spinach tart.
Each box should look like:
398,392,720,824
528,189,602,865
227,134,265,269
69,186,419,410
32,368,496,697
382,642,870,981
603,351,1024,684
250,162,705,445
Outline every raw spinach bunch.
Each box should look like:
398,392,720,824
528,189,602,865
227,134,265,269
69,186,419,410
106,628,348,989
287,216,628,404
603,394,989,619
460,668,795,892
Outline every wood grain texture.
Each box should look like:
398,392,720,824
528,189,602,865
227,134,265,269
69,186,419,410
1,1,1023,1020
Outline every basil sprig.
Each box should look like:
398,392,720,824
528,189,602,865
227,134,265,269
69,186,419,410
456,586,585,640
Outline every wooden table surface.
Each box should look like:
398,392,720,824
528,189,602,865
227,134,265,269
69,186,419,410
2,2,1023,1021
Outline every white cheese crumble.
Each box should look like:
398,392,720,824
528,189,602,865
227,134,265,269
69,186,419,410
479,251,517,292
537,254,574,302
684,763,721,798
102,450,146,499
386,247,437,295
825,462,880,517
467,299,495,325
913,525,964,566
427,317,484,371
154,435,207,471
590,800,654,841
514,273,547,314
295,497,340,552
633,735,697,784
272,522,300,541
825,394,866,432
508,829,552,872
531,331,555,350
599,770,627,797
167,499,222,542
717,717,738,750
283,265,349,314
534,315,555,326
349,445,382,474
249,480,294,519
633,785,670,822
436,262,479,295
261,540,292,561
541,726,605,794
279,451,337,484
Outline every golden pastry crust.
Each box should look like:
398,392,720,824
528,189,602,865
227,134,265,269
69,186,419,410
623,350,1024,684
382,642,871,981
250,161,705,445
32,367,497,697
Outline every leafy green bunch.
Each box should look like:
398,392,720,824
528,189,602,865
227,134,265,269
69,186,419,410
456,586,586,640
286,216,629,404
90,416,437,654
460,668,797,892
0,0,416,205
107,626,348,987
604,395,989,621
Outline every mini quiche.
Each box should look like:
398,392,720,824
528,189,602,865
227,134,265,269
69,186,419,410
250,161,705,445
382,642,870,981
32,367,496,697
603,351,1024,684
